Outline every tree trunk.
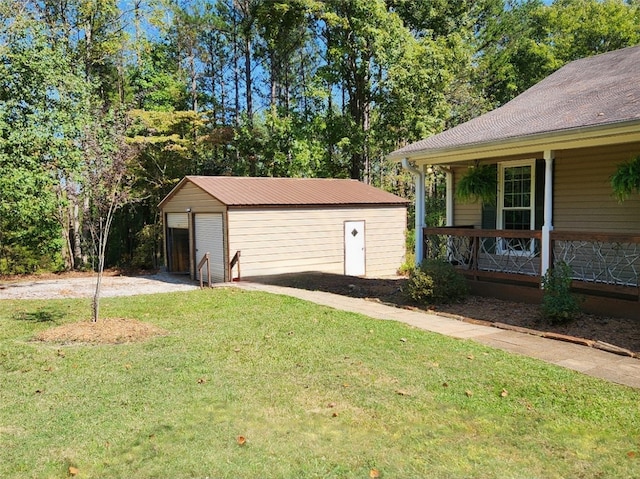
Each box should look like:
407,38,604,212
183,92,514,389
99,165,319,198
244,35,253,123
233,19,240,127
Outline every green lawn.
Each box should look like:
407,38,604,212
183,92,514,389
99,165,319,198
1,288,639,478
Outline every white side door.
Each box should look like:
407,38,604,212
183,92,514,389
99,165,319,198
195,213,225,282
344,220,365,276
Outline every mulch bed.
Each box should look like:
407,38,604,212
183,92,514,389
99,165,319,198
34,318,168,345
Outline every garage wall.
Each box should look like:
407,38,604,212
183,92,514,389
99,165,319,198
227,206,406,277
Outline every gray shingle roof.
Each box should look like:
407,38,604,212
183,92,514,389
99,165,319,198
389,44,640,159
165,176,408,207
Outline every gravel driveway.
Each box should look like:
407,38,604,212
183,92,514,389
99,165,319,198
0,272,200,300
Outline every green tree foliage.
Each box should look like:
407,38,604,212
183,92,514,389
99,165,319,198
0,6,90,273
546,0,640,63
2,0,640,273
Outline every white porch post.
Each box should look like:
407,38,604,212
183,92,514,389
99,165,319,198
402,158,425,265
541,150,555,279
445,168,453,227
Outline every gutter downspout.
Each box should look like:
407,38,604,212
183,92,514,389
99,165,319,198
402,158,425,266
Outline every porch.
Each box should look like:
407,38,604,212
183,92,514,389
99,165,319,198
424,227,640,304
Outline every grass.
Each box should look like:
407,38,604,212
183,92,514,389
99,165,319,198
1,288,639,478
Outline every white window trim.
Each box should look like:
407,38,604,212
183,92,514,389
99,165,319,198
497,159,536,255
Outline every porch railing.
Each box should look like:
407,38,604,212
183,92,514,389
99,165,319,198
197,252,211,288
424,227,542,283
551,231,640,294
424,227,640,297
229,250,241,282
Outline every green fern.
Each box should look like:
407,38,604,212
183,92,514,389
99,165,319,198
455,165,497,205
611,155,640,202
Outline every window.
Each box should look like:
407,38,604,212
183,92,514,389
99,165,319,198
498,161,535,254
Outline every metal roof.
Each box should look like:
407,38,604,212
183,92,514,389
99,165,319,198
161,176,408,207
388,44,640,161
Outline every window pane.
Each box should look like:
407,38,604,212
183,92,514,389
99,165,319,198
502,165,531,209
503,210,531,230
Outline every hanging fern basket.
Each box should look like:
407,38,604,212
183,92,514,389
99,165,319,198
455,165,497,205
611,155,640,202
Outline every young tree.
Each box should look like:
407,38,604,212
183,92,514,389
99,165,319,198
82,109,138,322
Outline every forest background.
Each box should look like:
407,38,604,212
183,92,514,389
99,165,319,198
1,0,639,275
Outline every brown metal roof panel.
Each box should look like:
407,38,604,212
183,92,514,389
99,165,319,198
185,176,408,206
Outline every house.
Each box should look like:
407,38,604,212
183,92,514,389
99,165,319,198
158,176,408,283
388,45,640,318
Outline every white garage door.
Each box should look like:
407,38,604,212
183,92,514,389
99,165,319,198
195,213,225,282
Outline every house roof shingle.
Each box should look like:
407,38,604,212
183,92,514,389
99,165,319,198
162,176,408,207
389,44,640,160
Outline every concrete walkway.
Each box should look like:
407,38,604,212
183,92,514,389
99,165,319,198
236,281,640,389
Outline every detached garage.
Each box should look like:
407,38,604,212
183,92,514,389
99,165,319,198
159,176,408,282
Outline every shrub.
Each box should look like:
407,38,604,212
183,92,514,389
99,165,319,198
406,259,468,305
541,261,581,323
131,224,162,270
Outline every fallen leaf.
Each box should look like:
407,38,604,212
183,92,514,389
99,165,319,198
237,435,246,446
234,348,241,352
399,338,407,343
197,377,207,384
467,355,474,360
500,389,508,397
369,468,380,478
465,390,473,397
68,466,79,476
343,383,349,388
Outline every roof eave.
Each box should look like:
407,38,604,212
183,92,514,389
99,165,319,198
388,119,640,165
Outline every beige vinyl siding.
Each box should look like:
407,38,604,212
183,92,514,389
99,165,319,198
554,143,640,232
162,182,226,214
452,167,482,227
227,206,406,277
